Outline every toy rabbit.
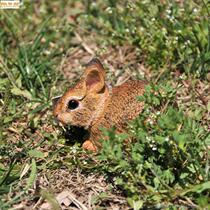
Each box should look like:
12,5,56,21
53,58,146,151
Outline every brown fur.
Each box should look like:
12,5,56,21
53,58,146,151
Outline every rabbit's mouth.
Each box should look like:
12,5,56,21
62,125,90,145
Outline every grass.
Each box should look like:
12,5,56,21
0,0,209,209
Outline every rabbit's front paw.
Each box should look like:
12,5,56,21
82,140,97,151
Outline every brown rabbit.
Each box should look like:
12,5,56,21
53,58,146,151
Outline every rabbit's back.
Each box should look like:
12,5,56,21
95,80,146,132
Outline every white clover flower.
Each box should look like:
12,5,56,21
166,14,170,19
151,18,156,22
193,8,198,13
140,27,144,32
145,108,150,113
44,50,51,55
169,16,175,22
186,40,191,44
71,147,77,154
26,66,30,74
148,119,154,125
180,74,187,80
105,7,113,14
156,111,161,115
172,40,177,45
165,136,169,142
127,3,134,11
146,136,151,141
162,27,167,35
125,28,130,33
181,44,186,49
139,71,145,77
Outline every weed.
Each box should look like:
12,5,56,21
0,0,209,209
96,84,210,209
81,0,210,78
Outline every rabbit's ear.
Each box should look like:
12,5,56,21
84,58,105,93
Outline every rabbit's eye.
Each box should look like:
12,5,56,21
68,100,79,110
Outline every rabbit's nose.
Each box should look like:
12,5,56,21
54,113,62,122
56,113,72,125
56,113,66,124
56,113,62,121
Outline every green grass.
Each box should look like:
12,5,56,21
0,0,209,209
